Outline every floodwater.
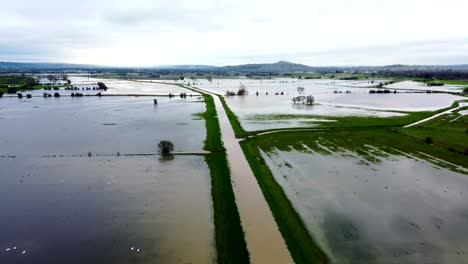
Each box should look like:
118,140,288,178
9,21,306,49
0,92,215,263
0,156,214,264
0,96,206,156
211,93,294,263
385,80,465,93
8,77,200,97
261,143,468,264
190,78,464,131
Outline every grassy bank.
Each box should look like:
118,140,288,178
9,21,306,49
240,138,328,264
198,94,225,152
398,108,468,154
187,85,250,263
218,95,248,138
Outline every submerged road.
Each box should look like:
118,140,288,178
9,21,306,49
187,85,293,264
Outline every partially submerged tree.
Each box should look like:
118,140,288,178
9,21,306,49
158,140,174,160
97,82,108,91
237,84,248,96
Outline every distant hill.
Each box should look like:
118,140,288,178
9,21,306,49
151,65,217,70
1,61,468,75
0,62,102,70
218,61,316,73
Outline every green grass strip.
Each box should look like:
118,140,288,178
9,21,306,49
240,138,329,264
183,84,250,263
218,95,248,138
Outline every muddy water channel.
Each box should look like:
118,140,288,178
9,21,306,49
0,95,215,263
211,94,293,263
262,143,468,263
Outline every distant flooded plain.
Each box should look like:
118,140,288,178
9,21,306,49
192,78,464,131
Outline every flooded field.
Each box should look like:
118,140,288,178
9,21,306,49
385,80,465,93
190,78,463,131
259,135,468,263
0,156,214,264
0,92,215,263
0,96,205,156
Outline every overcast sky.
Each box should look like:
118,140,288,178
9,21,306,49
1,0,467,66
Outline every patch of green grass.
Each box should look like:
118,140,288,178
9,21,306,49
253,129,468,171
199,94,225,152
241,139,328,264
182,84,250,264
241,111,436,137
205,153,250,264
398,128,468,154
398,110,468,154
424,79,468,86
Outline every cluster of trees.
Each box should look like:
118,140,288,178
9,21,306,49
426,82,445,86
226,84,248,96
376,81,395,88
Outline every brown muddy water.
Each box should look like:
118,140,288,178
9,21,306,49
0,95,214,264
261,144,468,264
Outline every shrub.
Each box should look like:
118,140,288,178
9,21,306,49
158,140,174,157
425,136,433,144
97,82,108,91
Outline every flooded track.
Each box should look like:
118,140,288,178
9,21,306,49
187,85,293,264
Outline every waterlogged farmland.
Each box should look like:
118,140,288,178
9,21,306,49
0,156,214,264
193,78,464,131
0,81,216,264
246,130,468,263
0,96,206,156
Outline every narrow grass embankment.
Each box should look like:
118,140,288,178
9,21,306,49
240,138,328,264
218,95,248,138
189,88,250,263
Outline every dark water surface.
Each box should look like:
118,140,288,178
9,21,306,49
0,95,214,264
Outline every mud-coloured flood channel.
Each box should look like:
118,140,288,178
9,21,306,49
261,139,468,263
